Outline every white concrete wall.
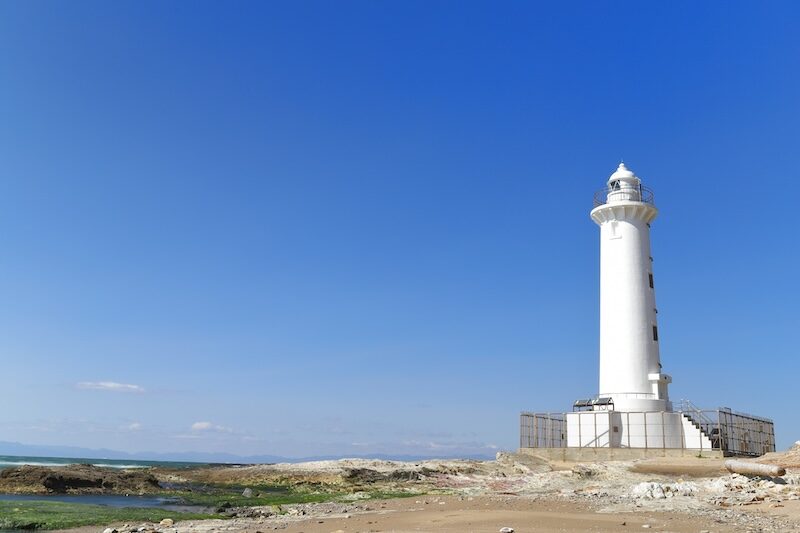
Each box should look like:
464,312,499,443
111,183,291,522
565,411,712,450
616,412,684,448
566,412,612,448
681,415,714,450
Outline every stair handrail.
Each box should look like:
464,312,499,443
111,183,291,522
678,399,715,428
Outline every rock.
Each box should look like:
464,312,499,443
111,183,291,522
499,528,515,533
341,467,423,482
630,481,697,500
103,528,117,533
159,519,174,527
0,464,160,494
642,526,651,529
571,464,596,478
242,487,254,497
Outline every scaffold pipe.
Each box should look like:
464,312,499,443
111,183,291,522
724,460,785,477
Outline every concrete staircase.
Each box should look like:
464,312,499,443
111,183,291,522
680,412,714,450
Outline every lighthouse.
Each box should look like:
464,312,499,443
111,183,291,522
590,163,672,412
519,162,776,458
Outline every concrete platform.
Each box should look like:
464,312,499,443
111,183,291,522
519,446,723,461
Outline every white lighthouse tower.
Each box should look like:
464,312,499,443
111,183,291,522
519,162,776,457
590,163,672,413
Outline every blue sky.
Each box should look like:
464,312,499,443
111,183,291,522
0,1,798,458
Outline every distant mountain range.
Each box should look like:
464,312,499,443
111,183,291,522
0,440,493,464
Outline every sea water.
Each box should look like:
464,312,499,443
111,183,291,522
0,492,200,511
0,454,205,470
0,454,211,519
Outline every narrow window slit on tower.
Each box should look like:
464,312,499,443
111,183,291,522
649,273,654,288
652,325,659,342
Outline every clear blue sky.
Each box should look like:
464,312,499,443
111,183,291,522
0,1,798,458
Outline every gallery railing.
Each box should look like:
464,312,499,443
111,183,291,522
593,185,655,207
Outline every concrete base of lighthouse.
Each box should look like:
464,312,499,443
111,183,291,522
565,411,711,450
518,446,724,461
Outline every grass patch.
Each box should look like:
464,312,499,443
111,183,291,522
0,487,427,529
173,484,343,508
0,501,220,530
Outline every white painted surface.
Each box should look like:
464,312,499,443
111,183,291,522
566,412,612,448
681,414,714,450
565,411,712,450
590,164,671,412
618,411,683,448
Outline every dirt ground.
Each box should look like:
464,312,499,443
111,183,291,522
52,495,742,533
266,495,740,533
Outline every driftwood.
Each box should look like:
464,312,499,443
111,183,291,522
724,459,785,477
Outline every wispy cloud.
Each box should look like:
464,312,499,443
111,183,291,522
191,421,232,433
77,381,145,393
126,422,143,431
399,439,501,453
170,421,239,441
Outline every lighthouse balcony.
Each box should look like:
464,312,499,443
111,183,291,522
593,185,655,207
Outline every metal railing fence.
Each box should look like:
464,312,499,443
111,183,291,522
593,185,655,207
520,412,566,449
677,400,775,457
520,403,775,457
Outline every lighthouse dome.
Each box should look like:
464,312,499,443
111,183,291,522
608,163,640,186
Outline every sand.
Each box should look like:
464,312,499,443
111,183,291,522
267,495,739,533
54,495,741,533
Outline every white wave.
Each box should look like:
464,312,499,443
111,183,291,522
90,463,147,469
0,461,72,467
0,460,147,469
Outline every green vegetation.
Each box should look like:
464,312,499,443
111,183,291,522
173,484,422,510
173,484,342,508
0,486,424,530
0,501,220,530
358,490,421,500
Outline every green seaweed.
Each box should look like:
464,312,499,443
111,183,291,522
171,484,343,508
0,500,220,530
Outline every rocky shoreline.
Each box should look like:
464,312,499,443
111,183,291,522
3,448,800,531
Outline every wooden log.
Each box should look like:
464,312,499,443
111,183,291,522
724,459,785,477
